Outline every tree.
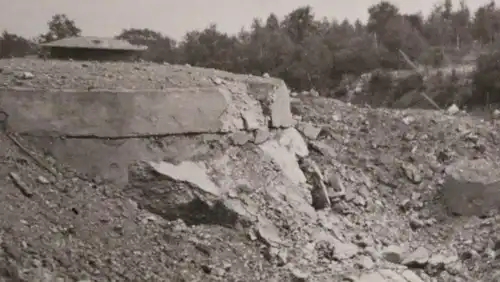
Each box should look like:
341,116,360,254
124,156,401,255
472,1,500,44
381,15,426,60
403,13,424,34
0,31,35,58
116,28,177,63
178,24,239,71
238,16,295,75
367,1,399,35
442,0,453,20
40,14,81,42
281,6,318,43
265,13,280,30
450,0,472,48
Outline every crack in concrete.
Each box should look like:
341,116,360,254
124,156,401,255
18,131,229,140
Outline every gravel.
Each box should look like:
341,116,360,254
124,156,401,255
0,58,271,91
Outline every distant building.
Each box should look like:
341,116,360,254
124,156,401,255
39,36,147,61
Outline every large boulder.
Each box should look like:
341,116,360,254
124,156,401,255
442,158,500,216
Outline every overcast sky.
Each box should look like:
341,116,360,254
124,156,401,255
0,0,493,40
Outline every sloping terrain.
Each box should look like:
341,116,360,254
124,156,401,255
0,58,499,282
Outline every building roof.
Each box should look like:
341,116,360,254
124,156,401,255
40,36,148,51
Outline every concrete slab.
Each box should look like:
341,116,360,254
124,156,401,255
0,87,230,136
0,83,292,137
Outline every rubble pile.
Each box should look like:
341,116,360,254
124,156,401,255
0,58,499,281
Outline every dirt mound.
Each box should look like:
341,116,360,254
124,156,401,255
1,58,500,281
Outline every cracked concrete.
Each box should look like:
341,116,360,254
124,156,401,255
0,80,292,137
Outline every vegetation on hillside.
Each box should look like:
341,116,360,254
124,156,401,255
2,0,500,106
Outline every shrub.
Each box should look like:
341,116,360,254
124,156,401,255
472,51,500,105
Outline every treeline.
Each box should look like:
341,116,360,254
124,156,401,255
2,0,500,95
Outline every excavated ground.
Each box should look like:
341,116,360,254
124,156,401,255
0,58,499,282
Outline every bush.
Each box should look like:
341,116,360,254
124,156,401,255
363,70,394,106
368,70,393,94
472,51,500,105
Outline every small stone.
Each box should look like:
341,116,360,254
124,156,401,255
402,246,430,267
400,198,412,211
446,104,459,115
333,240,359,260
17,71,34,79
247,229,257,241
428,254,457,268
9,172,34,198
290,267,309,282
409,215,425,230
353,195,366,207
310,89,319,97
401,270,424,282
277,249,288,266
356,255,374,269
382,245,404,264
402,116,415,125
212,77,223,84
37,176,50,184
402,163,422,184
263,246,278,262
493,109,500,118
263,73,270,78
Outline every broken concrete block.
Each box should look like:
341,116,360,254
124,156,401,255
259,139,307,185
297,122,321,140
402,246,430,267
149,161,221,196
124,161,261,228
241,111,261,130
442,158,500,216
256,216,282,247
253,129,270,144
278,128,309,158
382,245,404,264
331,239,359,260
268,81,295,128
308,140,337,158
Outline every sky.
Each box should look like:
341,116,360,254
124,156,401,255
0,0,494,40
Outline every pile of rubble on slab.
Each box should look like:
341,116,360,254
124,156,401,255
0,58,500,281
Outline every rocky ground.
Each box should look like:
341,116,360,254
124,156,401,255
0,58,499,281
0,58,280,90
